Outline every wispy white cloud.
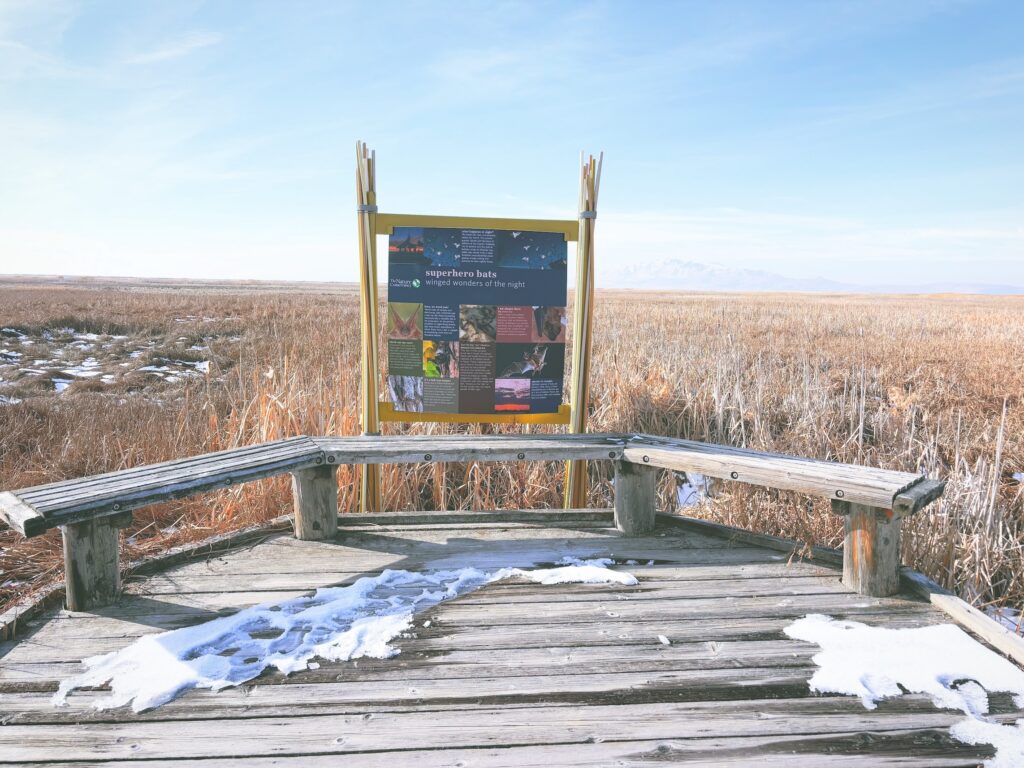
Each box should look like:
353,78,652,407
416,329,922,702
126,31,222,65
595,207,1024,285
804,57,1024,130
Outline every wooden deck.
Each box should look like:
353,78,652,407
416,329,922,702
0,511,1015,766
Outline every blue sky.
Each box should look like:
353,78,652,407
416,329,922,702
1,0,1022,286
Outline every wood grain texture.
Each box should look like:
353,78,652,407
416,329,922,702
0,490,46,537
61,517,121,611
623,434,933,510
613,460,657,535
840,502,902,597
290,465,338,540
7,438,322,535
0,517,1011,767
901,566,1024,667
1,433,946,545
315,433,625,465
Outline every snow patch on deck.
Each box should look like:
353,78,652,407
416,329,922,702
787,613,1024,766
53,558,636,713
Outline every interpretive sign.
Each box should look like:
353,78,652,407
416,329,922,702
385,226,568,416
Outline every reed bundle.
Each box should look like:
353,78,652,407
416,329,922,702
355,140,382,511
564,152,603,507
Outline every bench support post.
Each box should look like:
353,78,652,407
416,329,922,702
62,515,127,611
614,460,657,536
291,464,338,541
834,500,901,597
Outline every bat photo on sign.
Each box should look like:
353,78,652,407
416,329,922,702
388,303,423,340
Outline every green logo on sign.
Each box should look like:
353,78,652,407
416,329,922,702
412,278,421,288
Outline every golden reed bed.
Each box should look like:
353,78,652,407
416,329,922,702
0,280,1021,618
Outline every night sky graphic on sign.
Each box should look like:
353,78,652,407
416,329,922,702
386,226,568,416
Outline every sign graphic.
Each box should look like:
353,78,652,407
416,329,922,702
386,226,568,415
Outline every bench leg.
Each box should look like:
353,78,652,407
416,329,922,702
291,465,339,541
836,501,902,597
62,516,124,611
614,460,657,536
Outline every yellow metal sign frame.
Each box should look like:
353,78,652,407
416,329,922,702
355,142,599,512
376,213,577,241
379,402,571,425
376,212,577,428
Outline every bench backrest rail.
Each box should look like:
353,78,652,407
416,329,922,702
0,432,945,609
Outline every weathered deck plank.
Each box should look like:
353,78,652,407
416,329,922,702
0,515,1012,766
0,699,1004,763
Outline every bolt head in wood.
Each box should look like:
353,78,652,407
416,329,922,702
517,453,525,460
424,454,432,461
643,455,650,463
836,489,845,498
327,455,335,463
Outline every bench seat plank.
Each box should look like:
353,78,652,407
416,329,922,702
624,434,941,513
314,433,627,465
1,437,322,536
19,437,319,504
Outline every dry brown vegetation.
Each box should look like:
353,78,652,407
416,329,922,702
1,282,1022,621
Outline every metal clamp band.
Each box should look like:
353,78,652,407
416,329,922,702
357,204,378,213
579,211,597,220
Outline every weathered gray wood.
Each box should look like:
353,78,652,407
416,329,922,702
1,608,946,668
61,517,121,611
0,490,47,537
835,501,902,596
1,512,1000,768
11,442,323,535
2,514,296,642
893,477,946,516
25,444,321,509
0,698,996,763
29,733,995,768
0,665,924,722
21,437,319,504
614,460,657,535
113,572,844,601
291,465,338,540
337,509,613,528
624,434,931,510
901,566,1024,667
315,433,625,465
661,513,844,567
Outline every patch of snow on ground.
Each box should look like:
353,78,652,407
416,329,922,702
1013,472,1024,483
62,357,103,378
786,613,1024,766
675,471,712,509
53,559,636,712
950,718,1024,768
987,606,1023,634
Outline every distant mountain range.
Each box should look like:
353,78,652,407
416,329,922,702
604,259,1024,295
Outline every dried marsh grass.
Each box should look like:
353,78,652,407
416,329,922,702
0,285,1021,618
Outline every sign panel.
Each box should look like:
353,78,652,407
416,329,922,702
386,226,568,417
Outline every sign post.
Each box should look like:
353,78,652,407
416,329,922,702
354,143,600,513
564,153,602,508
355,141,382,512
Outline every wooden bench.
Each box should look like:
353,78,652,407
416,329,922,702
0,432,944,610
619,434,944,597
